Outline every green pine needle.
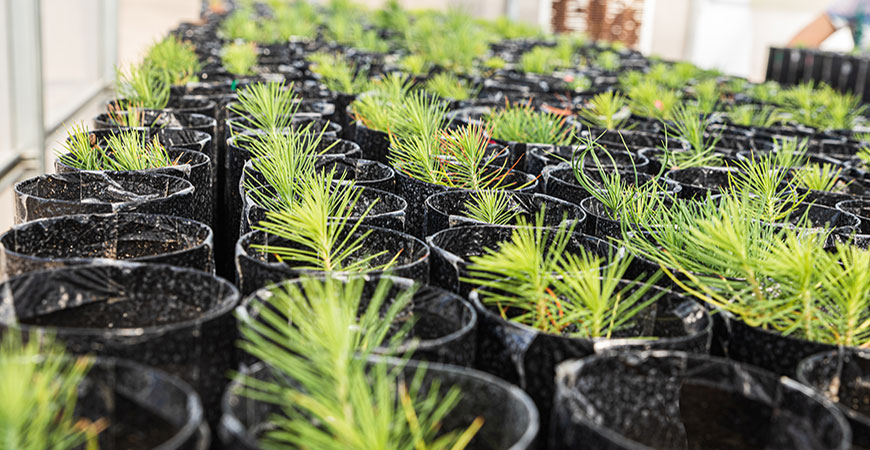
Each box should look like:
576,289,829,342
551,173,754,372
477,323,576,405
0,329,106,450
463,190,521,225
115,63,170,110
222,42,258,76
486,102,574,146
235,276,482,449
143,35,200,85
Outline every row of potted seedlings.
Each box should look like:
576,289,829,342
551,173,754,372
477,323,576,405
3,0,870,448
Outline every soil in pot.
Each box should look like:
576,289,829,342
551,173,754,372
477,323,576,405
79,358,208,450
13,172,195,224
240,275,477,366
220,358,539,450
837,199,870,233
551,350,850,450
0,262,240,429
761,202,860,243
107,94,218,118
55,146,214,230
423,190,587,236
470,283,712,433
543,163,681,207
93,110,217,144
665,166,741,199
526,146,649,177
235,225,430,296
241,155,395,195
396,167,538,239
241,185,407,235
426,225,618,295
0,212,214,277
798,349,870,449
580,193,676,240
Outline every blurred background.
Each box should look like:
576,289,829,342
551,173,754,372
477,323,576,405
0,0,855,229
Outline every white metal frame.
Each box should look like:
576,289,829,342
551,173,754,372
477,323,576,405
1,0,117,189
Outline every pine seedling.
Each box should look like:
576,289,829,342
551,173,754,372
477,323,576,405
662,102,722,168
519,46,558,74
595,51,620,72
465,212,577,331
549,252,661,338
792,163,845,192
726,104,785,128
143,35,200,85
253,169,398,273
222,42,258,76
726,150,803,222
308,52,370,94
399,54,430,76
105,102,147,129
57,123,102,171
463,190,521,225
486,102,574,146
235,276,482,449
229,81,302,133
115,63,170,109
102,130,172,171
0,329,106,450
625,80,679,120
692,79,720,113
572,134,666,226
423,72,476,101
577,91,631,130
465,212,661,337
245,125,334,213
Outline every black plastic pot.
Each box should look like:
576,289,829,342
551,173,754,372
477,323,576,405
224,113,339,138
219,358,539,449
241,155,395,195
470,282,712,431
762,202,860,240
13,172,196,224
542,163,681,207
526,146,649,177
396,168,538,239
665,166,741,199
93,110,217,144
725,312,846,376
0,213,214,277
427,225,618,295
223,133,361,270
106,94,218,118
55,146,213,230
580,193,676,240
241,185,407,235
837,199,870,233
423,190,586,236
0,262,240,428
349,120,391,164
235,225,430,296
551,350,850,450
84,128,215,180
239,275,477,366
798,349,870,449
79,358,209,450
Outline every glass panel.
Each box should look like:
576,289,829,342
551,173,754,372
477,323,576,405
41,0,102,128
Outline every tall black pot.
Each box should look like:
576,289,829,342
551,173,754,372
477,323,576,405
13,172,195,224
0,213,214,276
0,262,240,429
